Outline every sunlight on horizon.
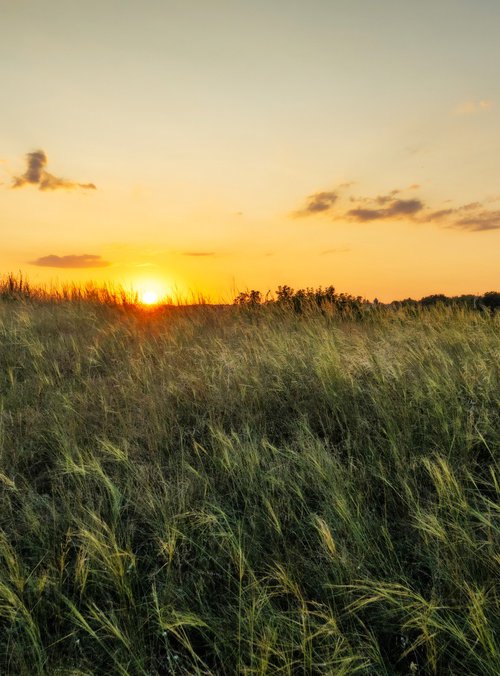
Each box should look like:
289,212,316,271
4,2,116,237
131,276,176,306
140,289,159,305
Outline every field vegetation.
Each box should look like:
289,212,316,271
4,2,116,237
0,276,498,674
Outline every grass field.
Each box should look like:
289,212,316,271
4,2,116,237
0,295,498,674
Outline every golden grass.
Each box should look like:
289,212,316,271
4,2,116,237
0,288,498,673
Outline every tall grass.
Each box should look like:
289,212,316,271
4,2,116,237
0,292,498,673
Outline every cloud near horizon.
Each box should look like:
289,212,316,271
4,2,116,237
295,183,500,231
31,254,111,268
182,251,215,257
12,150,97,191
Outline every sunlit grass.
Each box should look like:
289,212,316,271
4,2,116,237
0,280,498,673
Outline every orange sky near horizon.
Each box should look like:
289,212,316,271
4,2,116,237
1,0,499,302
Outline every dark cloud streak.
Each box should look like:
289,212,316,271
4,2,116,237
347,198,424,222
31,254,110,268
423,202,500,231
454,210,500,231
295,191,338,216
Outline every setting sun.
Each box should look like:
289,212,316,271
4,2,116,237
140,290,159,306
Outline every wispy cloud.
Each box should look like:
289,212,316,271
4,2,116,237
421,202,500,231
454,211,500,231
454,99,493,115
295,183,500,231
294,191,338,217
347,198,424,222
30,254,110,268
12,150,96,191
182,251,215,257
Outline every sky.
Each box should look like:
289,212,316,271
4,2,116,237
1,0,499,302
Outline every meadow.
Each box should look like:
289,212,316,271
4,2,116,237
0,287,498,674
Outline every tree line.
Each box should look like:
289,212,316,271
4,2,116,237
234,286,500,312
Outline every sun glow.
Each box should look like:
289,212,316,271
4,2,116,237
132,276,172,306
140,290,160,305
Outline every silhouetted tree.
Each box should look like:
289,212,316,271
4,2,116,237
481,291,500,313
420,294,449,307
234,290,262,306
275,285,294,304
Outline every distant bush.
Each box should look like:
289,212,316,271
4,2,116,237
234,289,262,306
391,292,499,312
234,284,367,314
481,291,500,312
